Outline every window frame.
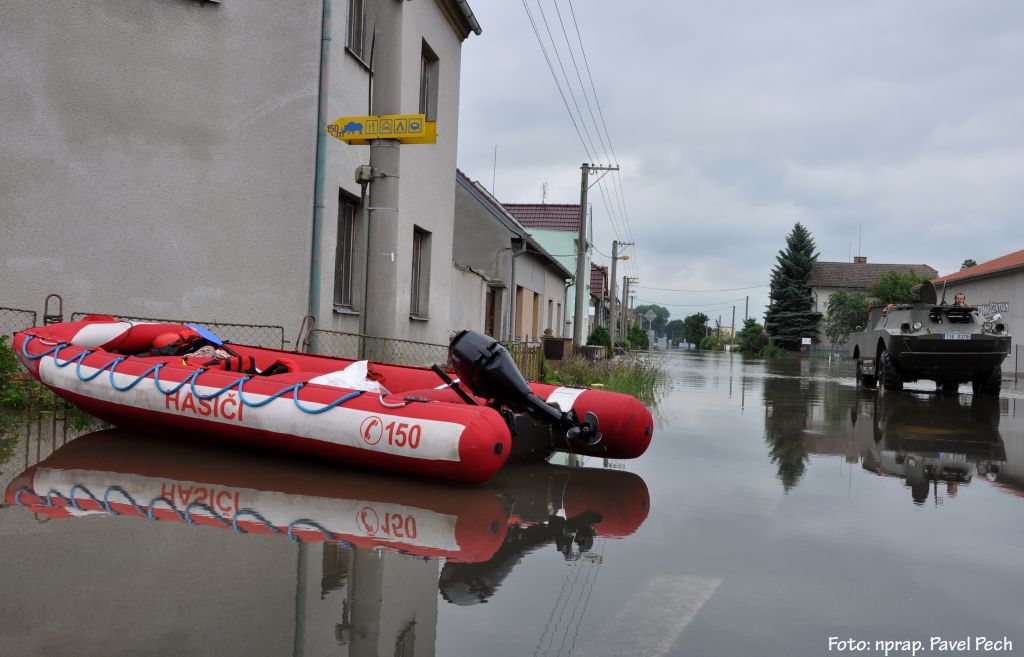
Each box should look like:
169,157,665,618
334,192,359,310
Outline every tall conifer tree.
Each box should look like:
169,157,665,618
765,223,822,350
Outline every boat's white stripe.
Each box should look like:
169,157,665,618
546,386,586,411
33,468,460,550
39,359,464,462
69,322,134,348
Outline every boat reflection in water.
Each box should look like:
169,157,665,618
856,394,1007,505
2,429,649,655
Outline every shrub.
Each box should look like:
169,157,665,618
700,335,725,351
587,325,611,349
759,344,788,359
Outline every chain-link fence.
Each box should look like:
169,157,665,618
70,312,285,349
309,330,545,379
0,307,37,336
309,330,451,368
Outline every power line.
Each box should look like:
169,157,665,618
636,297,747,307
638,283,769,292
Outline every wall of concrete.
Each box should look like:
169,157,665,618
0,0,321,337
450,265,488,335
524,228,590,338
2,0,469,349
943,273,1023,374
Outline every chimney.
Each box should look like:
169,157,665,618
853,256,867,264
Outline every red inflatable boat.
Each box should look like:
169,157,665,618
14,319,654,484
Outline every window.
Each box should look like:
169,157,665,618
347,0,368,62
485,287,497,337
419,40,439,120
410,226,431,318
547,299,554,332
334,193,358,308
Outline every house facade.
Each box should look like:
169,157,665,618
503,203,592,341
808,256,938,344
932,249,1024,375
590,263,609,333
452,171,571,341
1,0,479,347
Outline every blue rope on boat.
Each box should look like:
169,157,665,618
233,508,283,535
184,502,231,528
20,335,364,416
13,485,355,548
68,484,104,511
148,496,187,522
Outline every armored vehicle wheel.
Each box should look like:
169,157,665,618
856,359,877,389
972,367,1002,397
879,350,903,391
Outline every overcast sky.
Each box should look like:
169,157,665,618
455,1,1024,324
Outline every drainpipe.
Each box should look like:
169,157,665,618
507,238,528,340
307,0,332,347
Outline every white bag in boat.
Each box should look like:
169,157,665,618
310,360,390,395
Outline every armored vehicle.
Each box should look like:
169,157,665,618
849,281,1010,395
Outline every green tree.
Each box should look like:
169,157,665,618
682,313,709,346
633,304,670,336
627,324,649,350
765,223,822,350
868,270,930,304
587,325,611,349
736,318,768,354
665,319,685,343
824,290,869,345
961,259,977,270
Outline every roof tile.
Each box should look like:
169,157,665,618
503,203,581,232
808,261,938,289
932,249,1024,284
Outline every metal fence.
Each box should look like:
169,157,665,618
0,307,38,336
70,312,286,349
309,330,452,368
308,329,545,379
506,341,544,381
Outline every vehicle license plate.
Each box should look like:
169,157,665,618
941,333,970,340
938,452,967,462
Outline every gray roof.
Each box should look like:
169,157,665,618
808,261,938,290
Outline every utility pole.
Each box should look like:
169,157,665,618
573,163,619,347
608,240,632,350
745,295,749,322
621,275,630,335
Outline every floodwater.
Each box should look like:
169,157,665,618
1,352,1023,657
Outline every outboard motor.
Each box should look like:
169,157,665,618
449,330,601,447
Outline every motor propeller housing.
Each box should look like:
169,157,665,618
448,330,602,448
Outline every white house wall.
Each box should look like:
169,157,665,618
1,1,322,336
941,273,1023,374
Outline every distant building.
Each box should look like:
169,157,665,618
504,204,592,340
932,248,1024,375
808,256,938,344
453,172,571,341
590,264,609,332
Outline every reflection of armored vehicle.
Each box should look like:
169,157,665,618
858,394,1006,505
849,281,1010,395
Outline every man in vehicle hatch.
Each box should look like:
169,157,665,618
953,292,967,307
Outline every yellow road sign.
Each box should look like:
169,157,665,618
325,113,436,145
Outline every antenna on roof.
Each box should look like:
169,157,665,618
542,182,549,204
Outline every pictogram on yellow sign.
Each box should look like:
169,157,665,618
325,113,436,145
